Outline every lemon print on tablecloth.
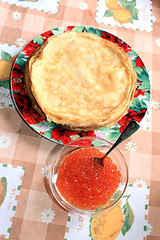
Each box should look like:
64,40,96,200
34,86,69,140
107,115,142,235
105,0,121,11
113,8,132,24
89,191,134,239
104,0,138,25
0,51,17,81
90,201,123,240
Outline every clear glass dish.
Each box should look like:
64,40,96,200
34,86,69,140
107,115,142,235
48,136,128,216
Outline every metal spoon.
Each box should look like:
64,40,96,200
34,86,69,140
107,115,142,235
93,120,140,166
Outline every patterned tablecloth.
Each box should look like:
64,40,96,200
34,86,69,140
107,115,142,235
0,0,160,239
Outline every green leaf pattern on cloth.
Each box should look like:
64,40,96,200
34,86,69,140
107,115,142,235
103,10,114,17
0,80,10,89
0,177,7,206
112,190,122,200
119,0,136,8
122,196,134,236
1,51,11,62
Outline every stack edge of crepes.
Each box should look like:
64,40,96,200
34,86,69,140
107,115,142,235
24,32,137,131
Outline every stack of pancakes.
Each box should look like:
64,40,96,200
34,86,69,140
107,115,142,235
24,32,137,131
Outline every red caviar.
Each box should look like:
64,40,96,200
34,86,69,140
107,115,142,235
56,147,121,210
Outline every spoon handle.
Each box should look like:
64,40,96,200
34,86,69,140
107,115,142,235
105,120,140,157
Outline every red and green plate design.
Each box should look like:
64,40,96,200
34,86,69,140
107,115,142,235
10,26,151,146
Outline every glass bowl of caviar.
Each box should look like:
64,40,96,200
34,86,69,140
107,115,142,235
48,136,128,216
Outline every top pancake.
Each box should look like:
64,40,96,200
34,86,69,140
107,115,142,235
24,32,137,130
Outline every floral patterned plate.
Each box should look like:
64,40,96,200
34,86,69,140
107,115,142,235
10,26,151,146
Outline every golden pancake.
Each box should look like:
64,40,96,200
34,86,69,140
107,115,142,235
24,32,137,131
